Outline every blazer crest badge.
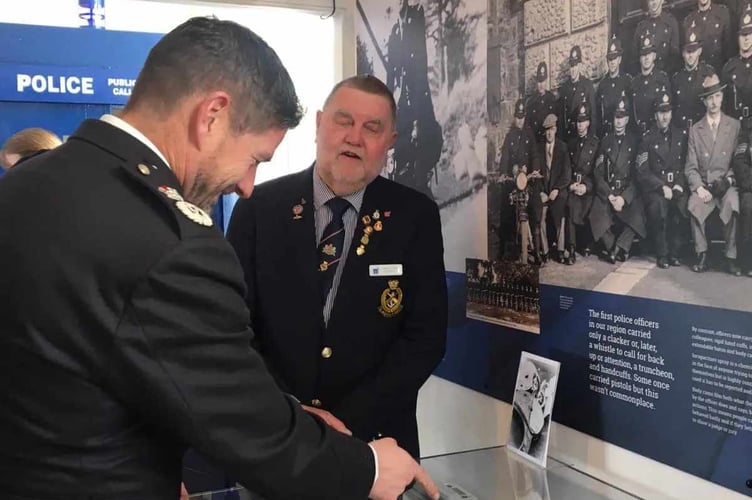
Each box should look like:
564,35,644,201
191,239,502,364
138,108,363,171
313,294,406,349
379,279,403,317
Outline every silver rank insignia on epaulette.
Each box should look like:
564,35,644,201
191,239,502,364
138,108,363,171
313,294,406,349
158,185,183,202
175,200,213,227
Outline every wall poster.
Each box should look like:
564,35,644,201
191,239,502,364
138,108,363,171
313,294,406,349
359,0,752,496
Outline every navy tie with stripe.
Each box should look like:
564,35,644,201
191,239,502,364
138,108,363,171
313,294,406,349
317,197,351,301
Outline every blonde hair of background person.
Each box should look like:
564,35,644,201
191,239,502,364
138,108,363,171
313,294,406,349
0,128,62,169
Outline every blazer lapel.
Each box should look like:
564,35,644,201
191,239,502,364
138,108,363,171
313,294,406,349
697,117,715,162
287,166,322,304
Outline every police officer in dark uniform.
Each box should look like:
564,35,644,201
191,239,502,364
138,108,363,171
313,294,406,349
722,6,752,130
559,45,597,142
633,0,681,74
526,61,560,143
597,37,632,138
590,97,647,263
731,119,752,276
567,102,599,262
633,34,672,134
683,0,732,74
636,90,689,268
672,27,715,133
499,99,538,258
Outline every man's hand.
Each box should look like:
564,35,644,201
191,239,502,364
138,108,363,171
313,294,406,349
180,482,189,500
612,196,625,212
540,192,549,203
569,182,577,192
301,405,352,436
672,184,684,194
662,185,673,200
549,189,559,201
575,184,587,196
369,438,440,500
697,185,713,203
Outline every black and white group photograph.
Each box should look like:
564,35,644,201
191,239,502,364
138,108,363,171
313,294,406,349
508,352,560,467
465,258,540,333
487,0,752,313
356,0,487,272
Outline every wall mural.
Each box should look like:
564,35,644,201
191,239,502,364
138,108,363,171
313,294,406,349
359,0,752,496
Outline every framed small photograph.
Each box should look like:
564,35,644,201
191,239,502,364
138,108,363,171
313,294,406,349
508,352,560,467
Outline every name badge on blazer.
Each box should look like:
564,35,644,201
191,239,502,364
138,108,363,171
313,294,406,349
369,264,403,277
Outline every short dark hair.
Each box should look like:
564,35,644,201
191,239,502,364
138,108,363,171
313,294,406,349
323,75,397,126
125,17,303,132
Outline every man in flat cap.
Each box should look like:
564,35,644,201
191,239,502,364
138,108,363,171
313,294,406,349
683,0,732,74
633,0,680,74
566,102,599,262
685,72,741,274
632,34,672,134
590,97,646,263
722,5,752,130
534,113,571,264
559,45,596,142
636,89,689,268
597,36,633,138
527,61,560,143
672,27,715,133
499,99,538,258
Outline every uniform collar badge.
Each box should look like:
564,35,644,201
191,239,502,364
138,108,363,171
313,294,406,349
175,200,213,227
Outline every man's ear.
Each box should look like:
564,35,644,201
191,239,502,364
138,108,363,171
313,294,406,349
388,129,398,149
191,91,232,151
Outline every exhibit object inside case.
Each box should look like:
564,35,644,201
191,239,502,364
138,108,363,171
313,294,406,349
192,446,643,499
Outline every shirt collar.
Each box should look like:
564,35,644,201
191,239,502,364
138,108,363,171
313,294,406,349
100,114,170,169
312,164,365,213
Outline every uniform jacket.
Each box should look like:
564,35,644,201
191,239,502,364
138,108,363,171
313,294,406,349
637,125,689,217
596,72,632,137
634,11,680,74
590,131,647,239
683,4,732,73
559,78,597,140
499,125,537,176
0,120,374,500
227,167,448,459
631,69,672,132
526,90,560,141
671,63,716,131
567,133,598,225
733,130,752,193
722,54,752,123
685,113,740,224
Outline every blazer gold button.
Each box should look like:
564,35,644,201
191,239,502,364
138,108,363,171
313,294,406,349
311,398,322,407
137,163,151,176
321,347,332,359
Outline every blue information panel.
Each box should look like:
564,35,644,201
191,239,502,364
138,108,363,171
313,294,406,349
436,273,752,496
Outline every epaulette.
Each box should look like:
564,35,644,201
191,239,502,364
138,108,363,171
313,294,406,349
120,160,215,239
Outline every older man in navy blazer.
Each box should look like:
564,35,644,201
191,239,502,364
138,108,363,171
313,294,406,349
228,75,448,460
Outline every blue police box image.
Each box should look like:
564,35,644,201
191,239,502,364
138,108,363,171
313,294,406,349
79,0,106,29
